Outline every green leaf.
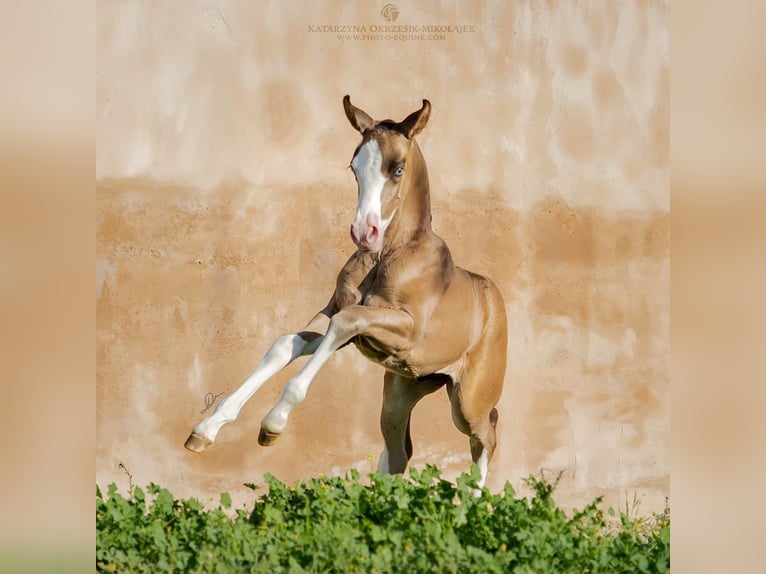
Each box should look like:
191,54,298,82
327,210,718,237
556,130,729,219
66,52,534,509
220,492,232,508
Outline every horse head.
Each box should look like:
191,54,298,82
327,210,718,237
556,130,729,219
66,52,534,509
343,95,431,253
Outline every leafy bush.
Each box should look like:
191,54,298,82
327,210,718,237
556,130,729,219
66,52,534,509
96,465,669,573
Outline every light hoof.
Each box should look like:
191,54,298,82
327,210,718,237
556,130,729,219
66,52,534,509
184,432,212,453
258,427,281,446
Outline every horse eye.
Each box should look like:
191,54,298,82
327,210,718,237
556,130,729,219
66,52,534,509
393,166,404,177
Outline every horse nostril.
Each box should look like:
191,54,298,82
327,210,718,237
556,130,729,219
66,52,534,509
350,224,358,243
368,225,379,241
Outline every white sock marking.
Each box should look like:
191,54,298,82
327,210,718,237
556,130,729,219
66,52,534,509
194,333,317,441
262,320,354,435
476,448,489,489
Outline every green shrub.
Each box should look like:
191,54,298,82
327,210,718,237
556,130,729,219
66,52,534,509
96,465,669,573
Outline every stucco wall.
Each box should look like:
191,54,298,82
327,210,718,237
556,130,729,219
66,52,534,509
97,0,668,512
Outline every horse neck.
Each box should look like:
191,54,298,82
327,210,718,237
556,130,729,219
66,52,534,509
382,140,432,253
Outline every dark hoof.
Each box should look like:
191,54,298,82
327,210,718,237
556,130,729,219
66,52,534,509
184,432,212,453
258,427,280,446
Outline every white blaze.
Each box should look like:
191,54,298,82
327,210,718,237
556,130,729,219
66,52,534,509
351,139,395,231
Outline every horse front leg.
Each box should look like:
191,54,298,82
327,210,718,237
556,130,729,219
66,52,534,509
184,309,331,452
378,371,444,474
258,304,415,445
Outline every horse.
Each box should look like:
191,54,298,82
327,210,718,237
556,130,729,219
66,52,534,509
185,96,508,488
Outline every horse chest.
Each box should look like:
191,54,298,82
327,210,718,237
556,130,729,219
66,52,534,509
336,254,396,308
353,335,421,378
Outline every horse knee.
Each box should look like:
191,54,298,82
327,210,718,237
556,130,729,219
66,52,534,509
329,311,364,341
266,334,303,364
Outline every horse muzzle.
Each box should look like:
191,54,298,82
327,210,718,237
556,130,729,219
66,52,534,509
350,214,383,252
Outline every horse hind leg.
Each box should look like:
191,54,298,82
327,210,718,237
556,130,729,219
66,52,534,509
452,277,507,490
447,354,504,491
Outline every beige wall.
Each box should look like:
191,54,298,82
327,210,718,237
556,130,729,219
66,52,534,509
97,0,668,512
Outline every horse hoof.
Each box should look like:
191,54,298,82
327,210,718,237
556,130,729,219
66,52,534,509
184,432,212,453
258,427,280,446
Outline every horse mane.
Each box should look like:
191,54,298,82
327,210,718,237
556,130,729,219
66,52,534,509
375,120,407,136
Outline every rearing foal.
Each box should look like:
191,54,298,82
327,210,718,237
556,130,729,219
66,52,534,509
185,96,508,488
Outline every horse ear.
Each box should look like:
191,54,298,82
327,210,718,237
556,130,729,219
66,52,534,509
398,99,431,139
343,95,374,134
